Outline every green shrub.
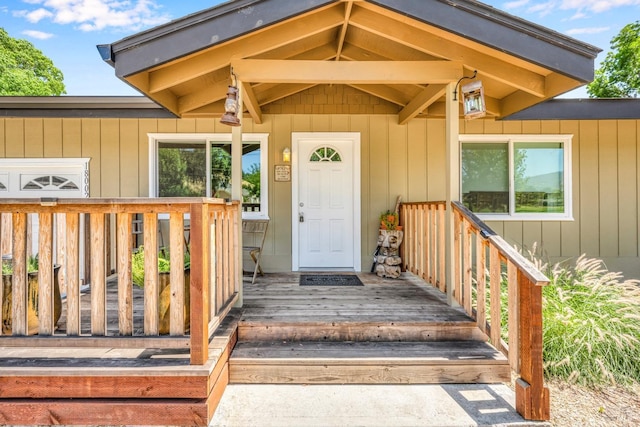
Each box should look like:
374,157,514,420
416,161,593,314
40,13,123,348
2,255,39,275
131,246,189,287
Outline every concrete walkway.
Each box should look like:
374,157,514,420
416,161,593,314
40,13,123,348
210,384,549,427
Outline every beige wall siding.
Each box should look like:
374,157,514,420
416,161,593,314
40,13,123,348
1,115,640,278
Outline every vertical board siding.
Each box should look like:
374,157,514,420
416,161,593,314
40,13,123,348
1,115,640,277
579,121,600,256
598,121,619,257
617,120,637,257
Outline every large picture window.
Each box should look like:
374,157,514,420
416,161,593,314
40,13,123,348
149,133,268,219
460,135,572,220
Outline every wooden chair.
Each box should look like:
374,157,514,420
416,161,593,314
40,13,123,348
242,219,269,284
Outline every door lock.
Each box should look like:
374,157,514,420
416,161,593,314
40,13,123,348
299,212,305,223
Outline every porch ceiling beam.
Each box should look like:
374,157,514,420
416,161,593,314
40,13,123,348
147,7,345,94
231,59,463,84
241,82,263,124
349,8,546,98
347,84,408,106
398,85,446,125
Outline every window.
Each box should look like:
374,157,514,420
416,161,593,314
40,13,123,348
460,135,572,220
149,133,269,219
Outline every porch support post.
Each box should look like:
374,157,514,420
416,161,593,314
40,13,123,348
232,80,244,307
444,81,459,306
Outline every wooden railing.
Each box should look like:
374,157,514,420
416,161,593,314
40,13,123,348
400,200,550,421
0,198,239,365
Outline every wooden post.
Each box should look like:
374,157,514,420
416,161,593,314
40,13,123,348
232,81,244,307
515,273,550,420
11,213,28,336
38,213,54,335
190,202,210,365
444,81,460,305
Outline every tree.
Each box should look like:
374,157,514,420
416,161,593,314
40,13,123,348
587,21,640,98
242,164,261,202
0,28,66,96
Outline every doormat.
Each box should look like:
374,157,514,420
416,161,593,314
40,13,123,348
299,274,364,286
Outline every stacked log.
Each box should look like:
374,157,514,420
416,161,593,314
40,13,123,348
374,230,403,279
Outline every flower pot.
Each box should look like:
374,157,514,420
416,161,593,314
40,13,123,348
2,265,62,335
157,269,190,335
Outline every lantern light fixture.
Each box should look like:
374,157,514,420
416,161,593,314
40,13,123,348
453,70,486,120
220,67,241,127
282,147,291,163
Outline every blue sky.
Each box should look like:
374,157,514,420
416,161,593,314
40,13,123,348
2,0,640,97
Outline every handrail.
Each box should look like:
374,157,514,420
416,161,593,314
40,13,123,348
0,197,240,366
400,200,550,421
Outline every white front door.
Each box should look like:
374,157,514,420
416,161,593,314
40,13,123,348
292,133,361,271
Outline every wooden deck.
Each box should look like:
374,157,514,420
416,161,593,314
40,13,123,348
0,272,511,425
231,272,509,385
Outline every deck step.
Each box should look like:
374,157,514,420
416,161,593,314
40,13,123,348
229,340,510,385
238,318,487,342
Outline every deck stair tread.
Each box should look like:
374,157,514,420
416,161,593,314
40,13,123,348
229,340,510,385
232,340,507,362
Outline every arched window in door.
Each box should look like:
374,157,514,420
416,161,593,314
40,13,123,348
309,146,342,162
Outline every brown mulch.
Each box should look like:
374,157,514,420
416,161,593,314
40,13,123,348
547,380,640,426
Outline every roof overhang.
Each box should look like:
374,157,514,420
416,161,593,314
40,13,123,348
98,0,601,123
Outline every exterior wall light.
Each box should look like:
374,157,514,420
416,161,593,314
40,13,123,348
453,70,486,120
220,67,241,127
282,147,291,163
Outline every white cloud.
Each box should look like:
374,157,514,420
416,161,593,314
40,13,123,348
527,1,557,16
503,0,530,9
22,29,54,39
14,0,172,32
559,0,640,13
568,11,587,20
23,8,54,23
566,26,610,35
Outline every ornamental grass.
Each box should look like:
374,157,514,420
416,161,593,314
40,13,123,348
490,248,640,386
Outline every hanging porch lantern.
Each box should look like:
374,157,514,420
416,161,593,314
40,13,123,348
220,67,241,126
453,70,486,120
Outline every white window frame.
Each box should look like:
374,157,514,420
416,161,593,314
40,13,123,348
459,134,573,221
148,133,269,219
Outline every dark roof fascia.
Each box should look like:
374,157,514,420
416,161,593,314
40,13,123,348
502,98,640,120
370,0,602,83
0,96,176,118
101,0,338,78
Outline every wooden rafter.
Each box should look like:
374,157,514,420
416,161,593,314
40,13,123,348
349,7,546,98
347,84,409,106
256,83,318,105
178,80,228,114
232,59,462,84
335,1,355,61
398,85,446,125
241,82,263,124
147,7,344,94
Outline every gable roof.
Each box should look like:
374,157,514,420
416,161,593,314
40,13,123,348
98,0,601,122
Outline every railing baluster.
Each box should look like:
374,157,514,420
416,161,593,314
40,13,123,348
462,219,472,314
169,212,185,336
475,233,486,333
453,211,462,305
90,213,107,336
437,203,446,292
116,212,133,336
66,212,81,336
11,213,28,336
489,246,502,351
38,213,54,335
507,260,519,372
143,213,158,335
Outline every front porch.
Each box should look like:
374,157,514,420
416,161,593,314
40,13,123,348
0,198,548,425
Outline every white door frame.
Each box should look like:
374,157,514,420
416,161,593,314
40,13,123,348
291,132,361,272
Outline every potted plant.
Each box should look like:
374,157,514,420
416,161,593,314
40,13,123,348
379,210,402,231
2,255,62,335
131,246,190,335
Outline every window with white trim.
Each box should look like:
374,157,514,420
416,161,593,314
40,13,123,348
460,135,572,221
148,133,269,219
